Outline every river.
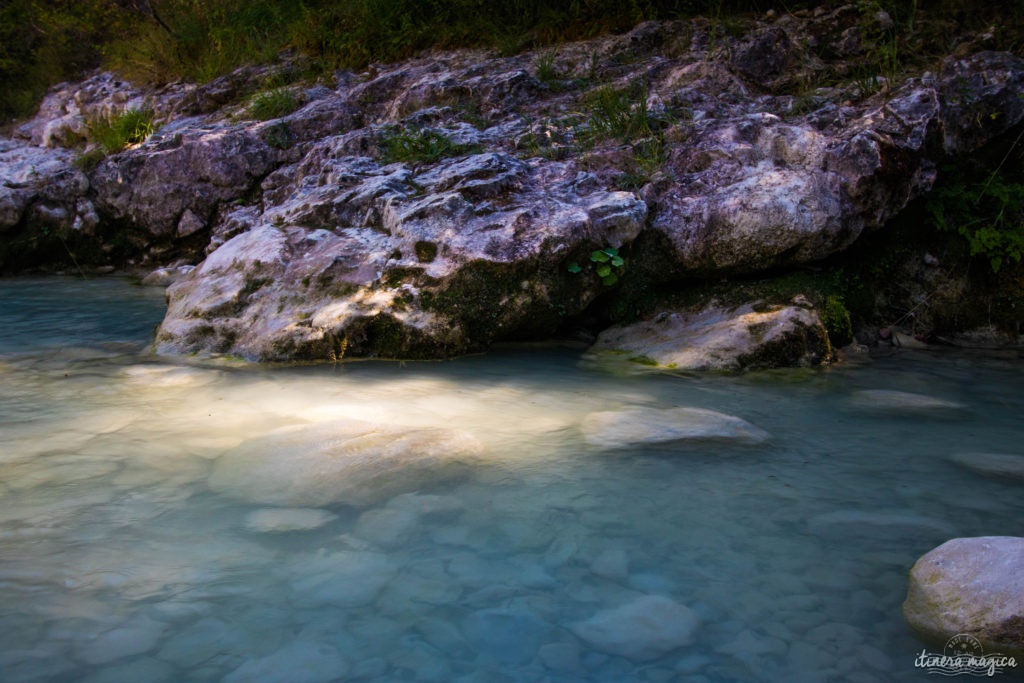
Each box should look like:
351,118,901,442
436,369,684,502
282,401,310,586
1,277,1022,682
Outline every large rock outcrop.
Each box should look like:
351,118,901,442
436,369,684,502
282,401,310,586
904,537,1024,654
2,7,1023,361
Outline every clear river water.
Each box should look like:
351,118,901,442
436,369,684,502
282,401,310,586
1,277,1022,682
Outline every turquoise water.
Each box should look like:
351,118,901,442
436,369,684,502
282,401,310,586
1,277,1022,682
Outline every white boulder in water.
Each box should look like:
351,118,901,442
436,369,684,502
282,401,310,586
581,407,769,450
208,419,483,506
588,301,831,372
244,508,337,533
570,595,699,661
904,536,1024,653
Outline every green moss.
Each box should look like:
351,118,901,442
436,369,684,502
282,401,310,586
239,274,271,301
821,295,853,347
414,240,438,263
382,266,425,288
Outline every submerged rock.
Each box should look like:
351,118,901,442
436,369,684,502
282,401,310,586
74,615,168,665
243,507,337,533
580,406,769,450
287,550,399,608
904,537,1024,653
208,419,483,506
848,390,967,416
589,300,831,372
223,640,349,683
948,452,1024,482
807,510,956,539
570,595,699,661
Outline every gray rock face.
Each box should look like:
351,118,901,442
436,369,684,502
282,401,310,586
904,537,1024,653
2,14,1023,357
589,300,831,371
155,151,646,359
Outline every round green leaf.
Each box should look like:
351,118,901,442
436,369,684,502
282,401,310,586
596,264,612,277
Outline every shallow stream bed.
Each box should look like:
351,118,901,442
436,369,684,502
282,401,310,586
1,278,1022,682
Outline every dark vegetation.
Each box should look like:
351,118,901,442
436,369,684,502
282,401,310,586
4,0,1022,123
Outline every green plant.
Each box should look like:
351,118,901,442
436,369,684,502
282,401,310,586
74,147,107,172
927,164,1024,273
87,108,155,153
534,49,560,84
248,87,298,120
568,246,626,286
613,170,650,191
821,295,853,346
379,125,480,164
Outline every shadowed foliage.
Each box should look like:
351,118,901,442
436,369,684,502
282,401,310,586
2,0,1023,122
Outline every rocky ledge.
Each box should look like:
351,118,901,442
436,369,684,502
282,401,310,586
2,8,1023,364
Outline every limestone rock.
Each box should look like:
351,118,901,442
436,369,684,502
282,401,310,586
570,595,699,661
904,537,1024,653
589,301,831,372
1,20,1022,361
140,264,195,287
580,406,769,450
207,419,483,507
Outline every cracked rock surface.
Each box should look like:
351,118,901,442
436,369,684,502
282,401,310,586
2,7,1022,360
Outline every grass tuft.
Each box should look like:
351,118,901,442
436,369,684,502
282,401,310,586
248,88,299,120
379,125,481,164
86,109,156,153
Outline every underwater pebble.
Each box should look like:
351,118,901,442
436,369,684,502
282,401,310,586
570,595,699,661
244,507,337,533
